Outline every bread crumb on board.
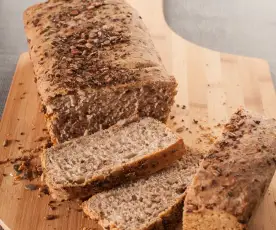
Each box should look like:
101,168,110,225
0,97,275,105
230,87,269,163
176,127,184,133
25,184,39,191
193,119,198,124
44,215,58,220
2,139,11,147
12,156,43,181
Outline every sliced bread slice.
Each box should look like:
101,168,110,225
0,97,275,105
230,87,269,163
42,117,185,200
82,148,202,230
183,108,276,230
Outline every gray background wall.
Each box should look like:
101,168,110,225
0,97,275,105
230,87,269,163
0,0,275,115
164,0,276,85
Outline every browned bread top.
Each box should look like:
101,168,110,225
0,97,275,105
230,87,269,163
23,0,173,103
184,108,276,228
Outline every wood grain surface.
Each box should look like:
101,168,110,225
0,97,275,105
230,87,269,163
0,0,275,229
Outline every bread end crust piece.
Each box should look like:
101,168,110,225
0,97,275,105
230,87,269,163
43,139,185,201
183,210,245,230
23,0,177,143
183,108,276,230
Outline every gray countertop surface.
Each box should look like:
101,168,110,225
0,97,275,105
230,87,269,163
0,0,275,115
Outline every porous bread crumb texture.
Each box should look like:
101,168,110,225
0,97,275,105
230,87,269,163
184,108,276,229
47,80,176,143
83,150,202,230
183,210,245,230
23,0,177,143
42,118,184,200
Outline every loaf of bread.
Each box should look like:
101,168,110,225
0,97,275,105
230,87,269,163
42,117,185,201
83,148,202,230
183,108,276,230
23,0,177,143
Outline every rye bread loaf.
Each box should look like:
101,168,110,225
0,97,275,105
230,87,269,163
183,108,276,230
83,148,202,230
42,117,185,201
23,0,177,144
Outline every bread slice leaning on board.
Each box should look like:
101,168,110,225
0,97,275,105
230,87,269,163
83,149,202,230
41,117,185,201
183,108,276,230
23,0,177,144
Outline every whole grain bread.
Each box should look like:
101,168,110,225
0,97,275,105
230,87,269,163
23,0,177,143
183,108,276,230
83,148,202,230
42,117,185,201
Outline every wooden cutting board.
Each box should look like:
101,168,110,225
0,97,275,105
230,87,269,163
0,0,276,229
